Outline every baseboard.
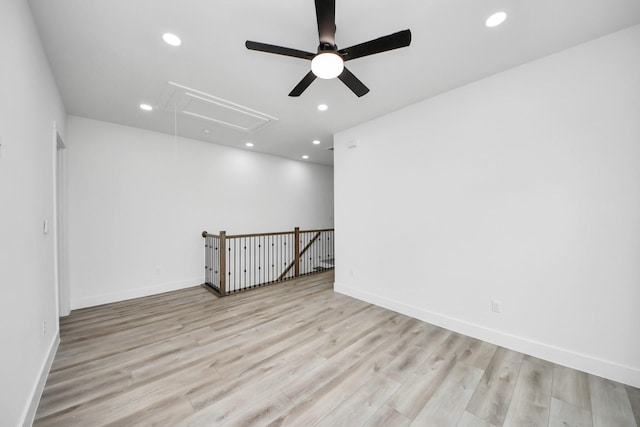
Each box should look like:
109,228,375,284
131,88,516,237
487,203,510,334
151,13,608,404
22,333,60,427
71,276,203,310
334,282,640,388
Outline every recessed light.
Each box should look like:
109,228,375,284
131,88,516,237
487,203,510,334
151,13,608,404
162,33,181,46
313,140,321,145
139,104,153,111
485,11,507,28
245,142,254,147
317,104,328,111
302,155,309,159
203,129,210,134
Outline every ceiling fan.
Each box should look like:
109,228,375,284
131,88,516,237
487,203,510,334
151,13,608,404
245,0,412,97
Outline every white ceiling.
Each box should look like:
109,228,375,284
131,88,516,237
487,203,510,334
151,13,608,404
28,0,640,166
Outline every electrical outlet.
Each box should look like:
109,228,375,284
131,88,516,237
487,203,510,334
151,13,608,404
42,320,46,336
491,300,502,314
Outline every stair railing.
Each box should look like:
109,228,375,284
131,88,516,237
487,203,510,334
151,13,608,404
202,227,334,296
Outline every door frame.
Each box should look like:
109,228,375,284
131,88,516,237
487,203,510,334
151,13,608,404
53,121,70,316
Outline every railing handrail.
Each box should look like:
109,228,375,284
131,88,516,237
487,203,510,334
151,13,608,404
202,228,334,239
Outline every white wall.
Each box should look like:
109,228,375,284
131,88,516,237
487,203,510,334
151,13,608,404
0,1,67,425
66,116,334,309
334,25,640,387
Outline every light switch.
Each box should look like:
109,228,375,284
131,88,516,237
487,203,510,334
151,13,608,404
43,220,49,235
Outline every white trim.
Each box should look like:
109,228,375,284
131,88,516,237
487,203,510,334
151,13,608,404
334,282,640,388
53,121,70,316
52,121,60,318
21,334,60,427
71,277,204,310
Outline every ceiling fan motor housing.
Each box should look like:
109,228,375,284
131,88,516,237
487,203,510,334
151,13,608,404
318,42,338,53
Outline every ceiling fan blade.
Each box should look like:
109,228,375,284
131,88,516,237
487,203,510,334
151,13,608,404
338,29,412,61
289,71,317,97
315,0,337,46
338,67,369,97
246,41,315,60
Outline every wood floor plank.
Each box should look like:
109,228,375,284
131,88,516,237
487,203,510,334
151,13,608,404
552,364,592,411
388,332,468,419
278,343,365,404
35,358,220,426
381,319,450,366
503,358,553,427
52,319,186,368
129,339,245,384
185,333,328,421
410,361,484,426
458,411,497,427
271,349,396,427
33,271,639,427
548,397,593,427
458,338,498,371
399,325,449,354
45,333,197,387
35,370,133,419
315,374,401,427
466,346,524,426
364,405,412,427
343,322,399,357
627,385,640,427
216,392,294,427
381,344,435,383
186,336,326,412
103,395,195,427
589,375,637,427
316,306,397,359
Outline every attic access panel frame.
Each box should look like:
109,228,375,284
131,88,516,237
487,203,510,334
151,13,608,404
160,81,278,134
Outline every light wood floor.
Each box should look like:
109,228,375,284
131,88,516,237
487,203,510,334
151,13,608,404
35,271,640,426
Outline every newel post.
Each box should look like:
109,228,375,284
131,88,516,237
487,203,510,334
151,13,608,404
202,231,209,285
294,227,300,277
219,231,227,295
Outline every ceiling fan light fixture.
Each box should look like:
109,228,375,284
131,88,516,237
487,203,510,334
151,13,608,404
311,52,344,79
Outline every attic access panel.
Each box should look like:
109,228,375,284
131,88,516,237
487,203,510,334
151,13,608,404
160,82,278,133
